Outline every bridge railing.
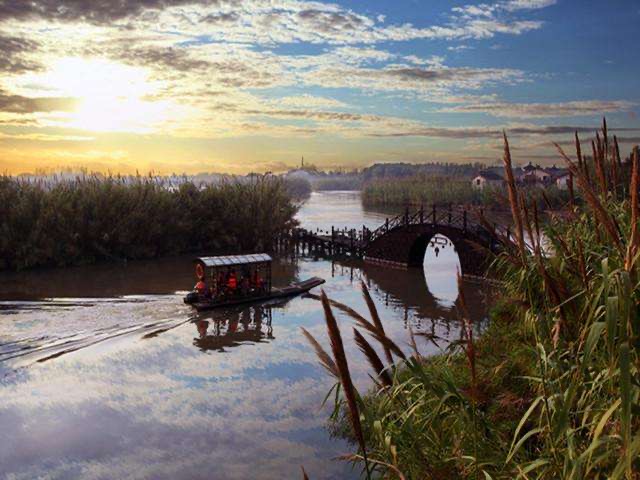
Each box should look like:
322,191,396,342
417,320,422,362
289,204,507,252
366,205,481,244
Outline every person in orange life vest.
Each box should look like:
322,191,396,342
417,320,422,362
226,269,238,292
195,278,207,295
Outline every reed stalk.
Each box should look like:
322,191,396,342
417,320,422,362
320,291,372,479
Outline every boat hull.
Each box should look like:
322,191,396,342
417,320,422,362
185,277,325,312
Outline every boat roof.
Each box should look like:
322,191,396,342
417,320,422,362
197,253,272,268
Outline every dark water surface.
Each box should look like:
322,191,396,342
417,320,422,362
0,191,494,480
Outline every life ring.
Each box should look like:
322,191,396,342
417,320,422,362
195,263,205,280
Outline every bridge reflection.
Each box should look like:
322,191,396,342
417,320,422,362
331,254,493,336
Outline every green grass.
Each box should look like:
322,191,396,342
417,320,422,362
0,174,298,270
306,123,640,479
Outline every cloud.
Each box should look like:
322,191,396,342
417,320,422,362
331,46,395,64
86,38,524,108
0,0,553,45
0,34,41,73
112,45,211,73
502,0,557,11
615,137,640,145
0,90,78,113
273,94,348,109
0,131,93,142
0,0,621,171
306,64,524,95
366,124,640,140
243,108,383,123
200,11,240,25
442,100,636,118
296,7,373,35
447,45,473,52
0,0,195,24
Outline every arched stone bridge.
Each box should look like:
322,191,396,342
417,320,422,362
363,207,500,276
290,205,507,277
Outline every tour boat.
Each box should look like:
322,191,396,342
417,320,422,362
184,253,325,311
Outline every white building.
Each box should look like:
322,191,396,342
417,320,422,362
555,172,572,190
472,171,504,190
519,163,552,185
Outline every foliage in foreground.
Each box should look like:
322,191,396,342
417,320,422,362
0,174,298,270
306,123,639,479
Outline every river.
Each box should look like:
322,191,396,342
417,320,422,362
0,191,494,480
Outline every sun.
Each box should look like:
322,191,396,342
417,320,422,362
31,57,174,133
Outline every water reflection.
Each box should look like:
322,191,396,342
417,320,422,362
193,305,275,353
423,234,461,308
332,258,491,335
295,191,392,232
0,191,495,480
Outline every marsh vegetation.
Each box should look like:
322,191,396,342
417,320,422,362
0,174,298,271
307,123,640,479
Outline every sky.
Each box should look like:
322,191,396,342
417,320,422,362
0,0,638,174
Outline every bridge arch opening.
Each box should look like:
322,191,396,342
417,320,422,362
419,234,461,308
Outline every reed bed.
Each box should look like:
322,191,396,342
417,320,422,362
284,176,312,199
0,174,298,270
305,121,639,479
361,174,569,211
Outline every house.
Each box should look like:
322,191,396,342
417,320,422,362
545,164,564,177
522,162,537,175
472,170,504,190
555,172,572,190
518,162,552,186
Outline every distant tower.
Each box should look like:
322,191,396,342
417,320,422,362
301,156,304,169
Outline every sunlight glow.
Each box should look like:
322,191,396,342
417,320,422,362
33,58,174,133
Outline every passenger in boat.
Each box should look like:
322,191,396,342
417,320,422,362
216,272,226,297
252,270,264,292
226,269,238,293
241,270,251,295
195,278,207,295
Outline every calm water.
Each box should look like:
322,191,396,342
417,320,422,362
0,191,494,480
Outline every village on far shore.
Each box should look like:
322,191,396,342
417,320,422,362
470,162,571,191
13,154,634,194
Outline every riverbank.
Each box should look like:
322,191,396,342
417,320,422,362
361,174,570,210
0,175,298,271
311,128,639,479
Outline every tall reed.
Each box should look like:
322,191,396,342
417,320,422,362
309,120,639,479
0,174,298,270
361,174,569,211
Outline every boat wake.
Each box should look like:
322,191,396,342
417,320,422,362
0,294,193,375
